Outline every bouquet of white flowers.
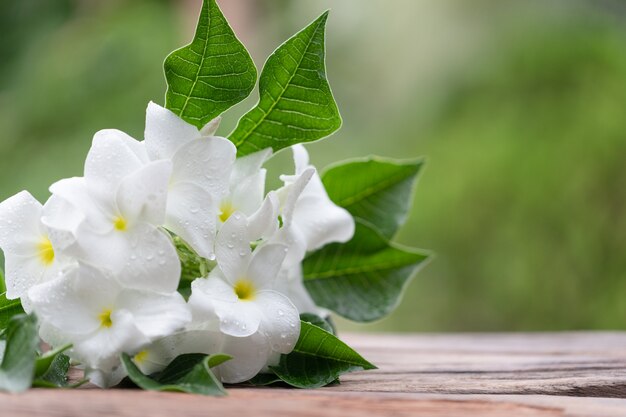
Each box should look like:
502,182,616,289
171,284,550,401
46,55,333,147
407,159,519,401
0,0,429,395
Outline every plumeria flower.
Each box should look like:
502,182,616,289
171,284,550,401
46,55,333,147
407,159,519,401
271,144,355,266
143,102,237,259
0,191,68,301
188,211,300,355
28,263,191,387
131,328,272,384
44,151,181,292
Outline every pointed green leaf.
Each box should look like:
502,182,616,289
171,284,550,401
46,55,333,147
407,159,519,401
164,0,257,128
0,314,38,393
270,321,375,388
299,312,335,334
229,11,341,156
0,292,25,331
121,353,229,396
33,353,71,388
303,220,430,322
34,343,71,378
323,157,425,239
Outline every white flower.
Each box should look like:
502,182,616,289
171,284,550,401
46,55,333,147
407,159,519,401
271,144,355,266
144,102,237,259
45,154,181,292
189,211,300,354
0,191,68,300
131,329,272,384
28,264,190,386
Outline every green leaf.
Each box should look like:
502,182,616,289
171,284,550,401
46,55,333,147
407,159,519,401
303,220,430,322
33,353,71,388
0,292,25,331
34,344,71,378
0,314,38,393
323,157,425,239
246,372,283,386
299,313,335,334
164,0,257,128
270,321,375,388
0,269,6,293
229,11,341,156
121,353,229,396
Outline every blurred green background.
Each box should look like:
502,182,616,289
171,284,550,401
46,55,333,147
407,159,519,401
1,0,625,332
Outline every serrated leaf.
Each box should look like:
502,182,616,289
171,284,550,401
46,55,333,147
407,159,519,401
164,0,257,128
0,314,38,393
0,292,25,331
303,220,430,322
270,321,375,388
323,157,424,239
121,353,229,396
229,11,341,156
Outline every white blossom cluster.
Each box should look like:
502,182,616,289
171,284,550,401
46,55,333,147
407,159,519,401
0,102,354,387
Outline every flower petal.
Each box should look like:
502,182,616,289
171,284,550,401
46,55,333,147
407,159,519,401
165,182,217,259
267,224,307,268
116,289,190,339
275,265,325,316
246,191,279,242
0,191,44,255
144,101,200,160
199,116,222,136
218,330,272,383
85,130,148,190
229,169,266,216
256,290,300,354
293,172,355,251
4,253,64,300
42,195,82,253
170,136,235,198
116,160,172,226
247,244,287,290
291,144,310,175
279,168,315,227
229,148,272,188
115,223,181,293
215,212,250,284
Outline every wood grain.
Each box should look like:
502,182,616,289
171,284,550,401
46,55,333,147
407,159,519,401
3,332,626,417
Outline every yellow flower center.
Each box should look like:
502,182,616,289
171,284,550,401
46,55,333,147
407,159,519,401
134,350,149,364
219,201,235,223
99,309,113,328
113,216,127,231
233,279,256,301
37,237,55,266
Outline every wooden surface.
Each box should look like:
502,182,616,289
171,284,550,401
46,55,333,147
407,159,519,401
3,332,626,416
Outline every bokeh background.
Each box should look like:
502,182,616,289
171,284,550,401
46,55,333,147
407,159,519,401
1,0,625,332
